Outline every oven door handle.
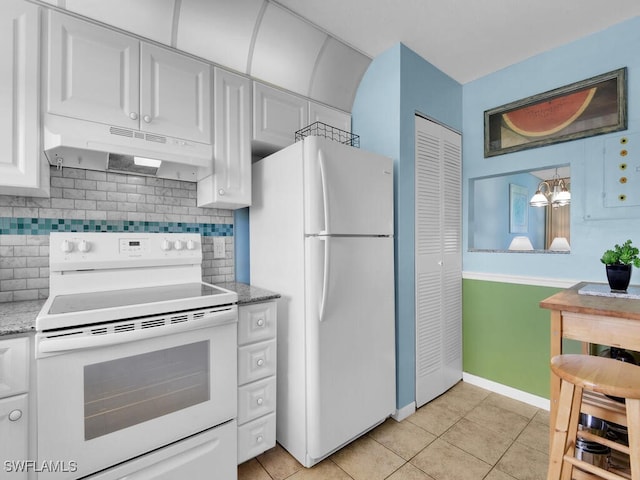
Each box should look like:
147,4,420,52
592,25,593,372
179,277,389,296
37,308,237,354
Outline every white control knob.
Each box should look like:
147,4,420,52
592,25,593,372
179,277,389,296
174,240,184,251
186,239,196,250
129,112,138,120
61,240,74,253
8,409,22,422
256,397,264,406
256,318,265,327
161,239,172,251
256,358,264,367
78,240,91,253
256,435,263,444
143,115,152,123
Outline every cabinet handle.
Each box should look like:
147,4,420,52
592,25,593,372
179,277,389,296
8,409,22,422
256,397,264,406
256,435,263,444
143,115,152,123
256,318,265,327
256,358,264,367
218,189,225,196
129,112,138,120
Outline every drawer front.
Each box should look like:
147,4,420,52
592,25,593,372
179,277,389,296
238,302,276,346
238,339,276,385
238,376,276,425
0,337,29,399
237,412,275,464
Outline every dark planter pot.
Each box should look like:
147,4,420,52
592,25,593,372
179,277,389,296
606,264,632,293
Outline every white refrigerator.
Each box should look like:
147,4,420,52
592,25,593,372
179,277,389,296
250,136,396,467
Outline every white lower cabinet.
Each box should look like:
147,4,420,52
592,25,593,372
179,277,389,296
0,336,30,480
0,394,29,480
237,301,277,464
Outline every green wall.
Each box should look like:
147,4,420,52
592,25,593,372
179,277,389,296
462,279,574,398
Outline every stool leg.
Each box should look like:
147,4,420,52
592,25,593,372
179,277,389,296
626,399,640,480
549,379,579,480
560,384,583,480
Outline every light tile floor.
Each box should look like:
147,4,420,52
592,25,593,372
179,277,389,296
238,381,549,480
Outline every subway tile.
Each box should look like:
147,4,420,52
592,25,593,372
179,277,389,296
85,190,107,201
51,198,75,209
13,268,40,279
126,175,147,185
26,256,48,268
26,277,49,289
0,207,13,217
1,279,27,291
0,236,26,246
86,170,107,181
116,183,138,194
14,246,39,256
75,200,97,210
136,185,155,195
75,179,98,191
85,210,108,221
13,289,40,301
13,207,39,217
62,168,86,179
51,177,75,188
26,198,51,208
126,193,146,203
106,191,127,202
0,292,13,302
63,188,86,200
96,181,117,192
0,269,13,280
107,172,128,183
0,196,26,207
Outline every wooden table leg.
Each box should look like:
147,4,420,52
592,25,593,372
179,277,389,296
550,309,562,448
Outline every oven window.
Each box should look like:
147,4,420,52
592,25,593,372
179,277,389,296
84,341,210,440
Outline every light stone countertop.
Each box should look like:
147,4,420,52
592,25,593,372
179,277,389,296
0,283,279,337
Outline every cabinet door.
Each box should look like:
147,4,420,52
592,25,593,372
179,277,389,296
414,116,462,408
197,68,250,209
0,337,29,398
308,102,351,133
0,0,48,197
253,82,308,150
0,394,29,480
46,10,139,129
140,43,211,144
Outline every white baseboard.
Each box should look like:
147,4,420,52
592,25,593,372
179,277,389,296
463,372,550,411
393,402,416,422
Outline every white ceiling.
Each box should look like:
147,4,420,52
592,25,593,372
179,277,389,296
274,0,640,84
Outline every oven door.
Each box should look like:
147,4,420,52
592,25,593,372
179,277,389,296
35,305,237,479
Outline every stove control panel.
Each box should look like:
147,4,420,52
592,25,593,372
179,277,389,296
49,233,203,272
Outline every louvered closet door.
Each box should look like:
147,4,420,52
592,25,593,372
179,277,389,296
415,115,462,408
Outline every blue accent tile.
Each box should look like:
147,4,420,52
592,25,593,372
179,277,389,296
0,217,233,237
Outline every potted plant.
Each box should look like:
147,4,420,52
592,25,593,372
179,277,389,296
600,239,640,292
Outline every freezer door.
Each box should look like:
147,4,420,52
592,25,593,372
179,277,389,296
305,236,395,462
304,137,393,235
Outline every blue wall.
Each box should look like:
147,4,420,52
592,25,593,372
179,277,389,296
470,172,547,250
463,16,640,282
352,44,462,411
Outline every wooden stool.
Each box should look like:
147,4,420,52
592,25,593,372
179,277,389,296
548,354,640,480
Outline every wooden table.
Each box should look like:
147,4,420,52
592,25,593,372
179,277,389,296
540,282,640,430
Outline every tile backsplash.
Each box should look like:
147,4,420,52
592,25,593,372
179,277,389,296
0,166,234,302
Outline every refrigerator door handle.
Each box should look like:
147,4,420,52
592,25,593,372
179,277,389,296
318,236,330,322
318,150,330,235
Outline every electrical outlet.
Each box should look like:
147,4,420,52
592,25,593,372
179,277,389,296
213,237,226,259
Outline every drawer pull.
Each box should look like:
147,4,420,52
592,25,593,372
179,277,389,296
256,318,265,327
8,409,22,422
256,435,263,444
256,397,264,406
256,358,264,367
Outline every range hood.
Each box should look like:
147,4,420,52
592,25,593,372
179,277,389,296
43,114,213,181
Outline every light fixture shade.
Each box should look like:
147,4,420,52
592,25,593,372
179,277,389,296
529,191,549,207
553,189,571,206
508,236,534,251
549,237,571,251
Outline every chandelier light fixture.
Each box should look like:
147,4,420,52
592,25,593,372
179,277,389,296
529,170,571,208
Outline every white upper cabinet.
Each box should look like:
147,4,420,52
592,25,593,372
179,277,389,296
253,81,351,154
253,82,308,152
140,43,212,144
198,68,251,209
308,102,351,134
46,11,211,144
0,0,49,197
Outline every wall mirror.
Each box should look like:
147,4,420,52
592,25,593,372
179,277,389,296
468,165,570,252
